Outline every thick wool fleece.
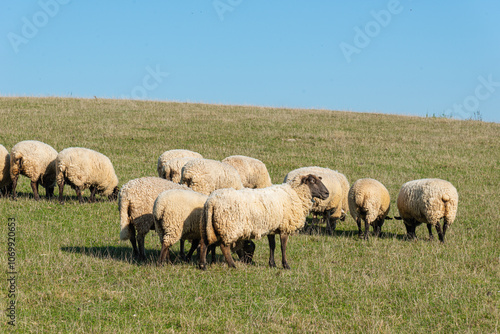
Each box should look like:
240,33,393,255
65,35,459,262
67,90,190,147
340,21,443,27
180,158,243,195
348,178,391,225
0,144,12,189
119,177,189,241
160,157,197,182
397,178,458,226
157,149,202,178
222,155,272,189
56,147,118,196
10,140,57,188
203,175,315,246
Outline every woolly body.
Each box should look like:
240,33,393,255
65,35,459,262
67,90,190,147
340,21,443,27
222,155,272,189
348,178,391,238
159,157,197,182
157,149,202,178
119,177,189,259
397,178,458,242
180,158,243,195
56,147,118,202
10,140,58,199
0,144,12,193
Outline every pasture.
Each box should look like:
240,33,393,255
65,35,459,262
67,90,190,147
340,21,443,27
0,97,498,333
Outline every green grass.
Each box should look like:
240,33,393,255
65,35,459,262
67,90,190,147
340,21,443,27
0,97,498,333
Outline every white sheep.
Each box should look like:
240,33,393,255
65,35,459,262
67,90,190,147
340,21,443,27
157,149,202,178
159,157,197,182
0,144,12,196
153,188,256,265
199,173,329,270
180,158,244,195
56,147,119,203
119,177,189,260
222,155,272,189
10,140,58,200
396,178,458,242
348,178,391,240
284,166,348,234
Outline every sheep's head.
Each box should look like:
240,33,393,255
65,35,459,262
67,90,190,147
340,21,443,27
108,186,119,201
301,174,329,200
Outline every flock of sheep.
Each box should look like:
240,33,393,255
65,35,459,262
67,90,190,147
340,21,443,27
0,140,459,270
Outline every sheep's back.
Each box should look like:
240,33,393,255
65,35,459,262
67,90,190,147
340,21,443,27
0,145,11,188
10,140,57,182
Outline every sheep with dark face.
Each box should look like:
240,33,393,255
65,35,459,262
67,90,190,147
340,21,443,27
10,140,58,200
199,174,329,270
397,178,458,243
56,147,119,203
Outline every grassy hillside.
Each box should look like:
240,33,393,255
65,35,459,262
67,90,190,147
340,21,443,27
0,97,498,333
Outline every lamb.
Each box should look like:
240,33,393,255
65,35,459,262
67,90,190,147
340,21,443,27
56,147,119,203
153,189,255,265
159,157,197,182
0,144,12,196
119,177,189,260
222,155,272,189
284,166,348,233
396,178,458,243
10,140,58,200
157,149,202,178
199,173,329,270
180,158,244,195
348,178,391,240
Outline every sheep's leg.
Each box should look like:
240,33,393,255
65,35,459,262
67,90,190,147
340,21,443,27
356,217,362,237
220,244,236,268
267,234,277,268
137,233,147,261
58,179,65,203
363,219,370,240
75,188,84,203
89,186,96,203
179,239,186,261
442,221,449,242
128,224,139,258
280,234,290,270
435,222,445,243
240,240,255,264
185,239,199,262
325,211,335,235
404,222,417,240
209,244,217,263
198,239,208,270
11,175,18,200
426,224,434,240
373,219,382,237
158,243,170,265
46,185,54,199
31,180,40,201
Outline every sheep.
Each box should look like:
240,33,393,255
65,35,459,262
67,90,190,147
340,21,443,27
0,144,12,196
10,140,58,200
153,189,255,265
348,178,391,240
119,177,190,260
157,149,202,178
198,173,329,270
396,178,458,243
56,147,119,203
180,158,244,195
284,166,348,234
222,155,272,189
159,157,198,182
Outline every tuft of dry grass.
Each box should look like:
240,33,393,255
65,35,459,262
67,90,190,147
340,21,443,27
0,97,498,333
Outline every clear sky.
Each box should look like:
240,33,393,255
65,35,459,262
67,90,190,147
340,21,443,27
1,1,499,122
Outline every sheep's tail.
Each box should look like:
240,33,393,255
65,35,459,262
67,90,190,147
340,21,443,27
202,199,218,245
9,151,23,179
119,195,131,240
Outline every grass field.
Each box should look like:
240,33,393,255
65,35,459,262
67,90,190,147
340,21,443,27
0,97,498,333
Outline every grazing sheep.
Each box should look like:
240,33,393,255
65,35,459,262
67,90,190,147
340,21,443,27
0,144,12,196
153,189,255,265
348,178,391,240
284,166,347,233
56,147,119,203
180,158,244,195
10,140,58,200
396,178,458,243
157,149,202,178
159,157,197,182
119,177,189,260
199,174,329,270
222,155,272,189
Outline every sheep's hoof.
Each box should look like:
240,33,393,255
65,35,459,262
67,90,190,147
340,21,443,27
198,264,207,271
282,263,291,270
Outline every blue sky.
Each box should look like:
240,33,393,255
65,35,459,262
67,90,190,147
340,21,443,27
1,1,499,122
